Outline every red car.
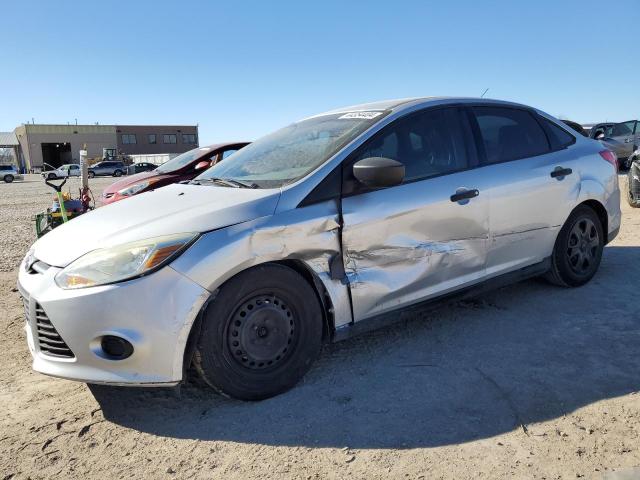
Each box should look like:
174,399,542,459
101,142,249,205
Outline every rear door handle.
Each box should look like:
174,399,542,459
450,189,479,203
550,167,572,178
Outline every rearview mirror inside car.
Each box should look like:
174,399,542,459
353,157,405,188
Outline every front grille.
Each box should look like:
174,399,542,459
22,296,75,358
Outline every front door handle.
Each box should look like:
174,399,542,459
550,167,572,178
450,189,479,203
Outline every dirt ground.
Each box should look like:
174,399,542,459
1,174,639,480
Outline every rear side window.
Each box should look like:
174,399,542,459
473,107,550,164
542,118,575,149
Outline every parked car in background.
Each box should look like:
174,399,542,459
18,98,621,401
589,120,639,169
127,162,157,175
88,161,126,178
100,142,248,205
0,164,23,183
561,119,587,137
41,164,80,180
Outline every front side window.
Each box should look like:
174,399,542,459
197,111,389,188
351,107,472,183
148,134,157,144
182,134,197,144
121,134,137,144
163,134,177,144
473,107,550,164
611,121,635,137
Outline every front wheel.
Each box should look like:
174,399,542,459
194,264,323,400
47,173,57,180
545,205,604,287
88,171,95,178
113,169,123,177
3,175,13,183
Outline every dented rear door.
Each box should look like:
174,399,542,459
340,106,489,322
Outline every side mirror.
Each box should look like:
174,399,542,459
596,133,605,140
194,160,210,170
353,157,405,188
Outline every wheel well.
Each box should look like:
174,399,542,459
272,260,335,342
182,260,335,379
580,200,608,242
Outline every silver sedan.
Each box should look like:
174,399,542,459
18,97,621,400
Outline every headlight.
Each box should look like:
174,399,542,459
118,180,153,196
55,233,198,289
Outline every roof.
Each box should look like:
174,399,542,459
0,132,18,146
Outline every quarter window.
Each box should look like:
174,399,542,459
182,134,197,144
221,149,237,159
473,107,550,164
163,134,177,144
148,134,157,144
542,118,575,150
121,134,137,144
352,107,473,183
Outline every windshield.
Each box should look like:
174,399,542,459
156,147,212,174
196,111,388,188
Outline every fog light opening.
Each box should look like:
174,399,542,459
100,335,134,360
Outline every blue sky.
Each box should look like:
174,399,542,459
2,0,639,144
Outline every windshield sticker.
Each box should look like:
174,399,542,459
338,111,384,120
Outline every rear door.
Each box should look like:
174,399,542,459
340,106,489,322
608,121,636,158
469,106,581,276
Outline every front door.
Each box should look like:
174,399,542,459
608,121,636,159
340,106,489,322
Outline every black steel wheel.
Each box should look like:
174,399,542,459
226,294,296,371
194,264,323,400
545,205,604,287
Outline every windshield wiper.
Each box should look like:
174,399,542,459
190,177,258,188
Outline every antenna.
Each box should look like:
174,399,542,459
480,88,489,98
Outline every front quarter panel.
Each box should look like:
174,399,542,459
171,199,353,329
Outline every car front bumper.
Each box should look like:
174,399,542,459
17,261,210,386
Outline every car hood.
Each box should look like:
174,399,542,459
33,183,281,267
103,171,164,193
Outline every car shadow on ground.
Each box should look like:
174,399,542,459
90,245,640,449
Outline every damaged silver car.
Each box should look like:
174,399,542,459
18,97,621,400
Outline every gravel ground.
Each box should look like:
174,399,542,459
1,174,639,479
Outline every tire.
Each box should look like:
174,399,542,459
3,175,13,183
545,205,604,287
47,173,57,180
113,169,123,177
88,171,95,178
194,264,323,400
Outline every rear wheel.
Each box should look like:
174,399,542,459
194,264,323,400
113,169,123,177
545,205,604,287
3,175,13,183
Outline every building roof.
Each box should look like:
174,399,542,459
0,132,18,146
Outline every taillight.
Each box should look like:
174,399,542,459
599,150,618,172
